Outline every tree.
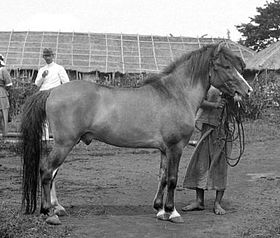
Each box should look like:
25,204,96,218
236,0,280,51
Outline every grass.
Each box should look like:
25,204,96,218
244,108,280,143
0,204,71,238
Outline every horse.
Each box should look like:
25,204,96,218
21,43,253,225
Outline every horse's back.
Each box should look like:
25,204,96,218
50,80,101,99
45,81,104,140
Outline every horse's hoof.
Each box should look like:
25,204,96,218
156,209,170,221
54,208,68,216
46,214,61,225
169,216,184,223
157,213,169,221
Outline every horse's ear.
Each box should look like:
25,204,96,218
214,41,226,57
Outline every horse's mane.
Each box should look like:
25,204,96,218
142,43,244,93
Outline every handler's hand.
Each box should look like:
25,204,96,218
42,70,48,78
233,93,242,102
215,98,227,109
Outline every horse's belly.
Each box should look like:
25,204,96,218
92,126,162,149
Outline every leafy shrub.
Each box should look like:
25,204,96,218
243,71,280,120
8,81,38,119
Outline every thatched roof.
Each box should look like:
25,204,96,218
246,40,280,71
0,31,255,73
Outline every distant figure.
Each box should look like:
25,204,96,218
0,54,12,137
35,48,70,140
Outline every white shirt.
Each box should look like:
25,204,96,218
35,62,70,91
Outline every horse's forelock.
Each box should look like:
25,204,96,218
219,46,246,72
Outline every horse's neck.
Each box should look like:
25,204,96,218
184,81,209,115
166,65,209,115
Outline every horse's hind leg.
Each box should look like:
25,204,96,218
50,169,68,216
40,143,74,223
153,152,168,220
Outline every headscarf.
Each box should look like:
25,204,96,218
0,54,6,66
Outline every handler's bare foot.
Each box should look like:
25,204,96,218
213,203,226,215
182,202,204,211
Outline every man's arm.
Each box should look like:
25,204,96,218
200,99,226,110
2,68,12,87
34,69,44,87
58,66,70,84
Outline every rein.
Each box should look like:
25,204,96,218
220,95,246,167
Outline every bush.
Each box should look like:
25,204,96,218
8,81,38,119
243,71,280,120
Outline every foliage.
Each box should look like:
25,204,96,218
9,81,38,120
243,71,280,120
236,0,280,51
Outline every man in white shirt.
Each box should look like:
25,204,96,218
35,48,70,140
35,48,69,91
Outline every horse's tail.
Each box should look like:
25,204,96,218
21,90,51,214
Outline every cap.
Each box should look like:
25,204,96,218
43,48,54,56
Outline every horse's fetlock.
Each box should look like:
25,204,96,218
153,199,163,210
40,206,51,215
41,173,52,185
164,203,174,213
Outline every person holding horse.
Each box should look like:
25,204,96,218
35,48,70,140
0,54,12,137
182,86,238,215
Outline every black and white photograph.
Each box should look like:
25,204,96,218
0,0,280,237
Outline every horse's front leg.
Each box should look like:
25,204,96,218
165,144,184,223
153,152,169,220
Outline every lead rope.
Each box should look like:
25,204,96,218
219,96,246,167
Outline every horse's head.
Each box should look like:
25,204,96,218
209,42,253,98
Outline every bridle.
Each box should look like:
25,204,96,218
208,60,236,96
219,94,246,167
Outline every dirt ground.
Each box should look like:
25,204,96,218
1,136,280,238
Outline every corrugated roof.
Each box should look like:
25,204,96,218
0,31,255,73
246,40,280,71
